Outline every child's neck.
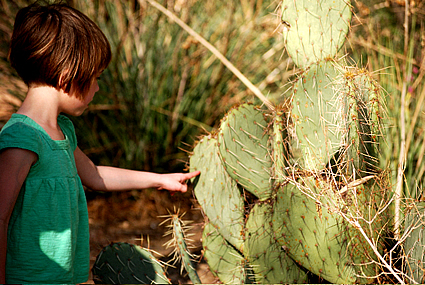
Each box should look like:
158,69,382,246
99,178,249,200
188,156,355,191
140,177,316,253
17,85,65,140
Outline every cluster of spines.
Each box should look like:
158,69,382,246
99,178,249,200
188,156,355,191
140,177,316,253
161,212,202,284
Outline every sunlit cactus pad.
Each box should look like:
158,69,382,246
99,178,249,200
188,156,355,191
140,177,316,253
190,134,245,252
202,222,253,284
245,203,309,283
218,103,273,200
289,59,384,175
273,177,356,283
280,0,352,68
289,60,345,170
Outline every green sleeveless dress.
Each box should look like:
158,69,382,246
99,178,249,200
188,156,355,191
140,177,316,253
0,114,89,284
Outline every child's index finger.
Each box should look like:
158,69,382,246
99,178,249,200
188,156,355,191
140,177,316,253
186,170,200,179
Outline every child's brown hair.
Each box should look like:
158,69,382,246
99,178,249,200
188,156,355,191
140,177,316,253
8,2,111,99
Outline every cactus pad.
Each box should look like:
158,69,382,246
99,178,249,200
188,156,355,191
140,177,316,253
280,0,352,68
190,134,245,252
245,203,308,283
218,103,273,201
202,222,253,284
92,242,169,284
273,177,356,283
289,60,347,171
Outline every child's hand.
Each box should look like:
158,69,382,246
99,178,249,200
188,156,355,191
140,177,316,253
157,171,200,192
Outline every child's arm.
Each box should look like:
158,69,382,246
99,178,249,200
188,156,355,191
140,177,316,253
74,147,200,192
0,148,37,284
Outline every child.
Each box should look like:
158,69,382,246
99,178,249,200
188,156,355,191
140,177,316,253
0,2,200,283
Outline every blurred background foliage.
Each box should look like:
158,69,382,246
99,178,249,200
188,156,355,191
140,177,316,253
70,0,290,173
0,0,424,199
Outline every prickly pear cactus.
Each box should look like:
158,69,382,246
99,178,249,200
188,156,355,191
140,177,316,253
92,242,170,284
189,0,390,283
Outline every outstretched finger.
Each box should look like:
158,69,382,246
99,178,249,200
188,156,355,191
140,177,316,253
183,170,200,180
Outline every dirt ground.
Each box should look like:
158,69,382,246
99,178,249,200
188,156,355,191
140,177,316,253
85,188,217,284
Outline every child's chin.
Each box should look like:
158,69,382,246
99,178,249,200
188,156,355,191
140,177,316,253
69,108,86,117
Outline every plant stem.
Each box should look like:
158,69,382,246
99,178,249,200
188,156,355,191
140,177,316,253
144,0,275,112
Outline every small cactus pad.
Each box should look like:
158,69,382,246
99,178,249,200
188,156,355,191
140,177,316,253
289,60,346,171
280,0,352,68
245,203,308,283
202,222,254,284
190,134,245,251
92,242,170,284
345,68,383,176
404,202,425,283
170,215,201,284
218,103,273,201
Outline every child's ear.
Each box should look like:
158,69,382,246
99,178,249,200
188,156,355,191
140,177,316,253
58,69,70,90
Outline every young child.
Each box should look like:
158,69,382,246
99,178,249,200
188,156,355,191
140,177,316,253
0,2,200,283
